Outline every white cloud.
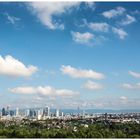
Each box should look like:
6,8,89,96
120,96,127,100
112,27,127,39
88,22,109,32
28,2,80,30
9,87,37,94
9,86,79,97
102,6,126,19
129,71,140,78
61,65,104,79
85,2,95,10
122,83,140,89
84,80,103,90
0,55,38,77
5,13,20,25
121,14,136,25
71,31,94,45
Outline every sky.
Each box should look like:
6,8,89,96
0,2,140,110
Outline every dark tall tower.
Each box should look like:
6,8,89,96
2,108,6,116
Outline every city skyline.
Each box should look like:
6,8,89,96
0,2,140,109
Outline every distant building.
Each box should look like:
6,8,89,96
28,109,36,117
10,110,14,116
33,110,37,117
6,106,10,116
56,109,59,117
61,112,64,117
37,109,43,120
25,109,30,117
2,108,6,116
16,108,19,116
43,106,50,117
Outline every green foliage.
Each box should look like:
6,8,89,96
0,121,140,138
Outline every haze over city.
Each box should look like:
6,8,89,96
0,2,140,110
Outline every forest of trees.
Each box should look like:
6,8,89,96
0,120,140,138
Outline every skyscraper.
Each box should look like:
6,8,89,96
61,112,64,117
6,106,10,116
2,108,6,116
43,106,50,117
37,110,43,120
16,107,19,116
56,109,59,118
25,109,30,117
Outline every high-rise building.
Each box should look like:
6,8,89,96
6,106,10,116
28,109,36,117
61,112,64,117
56,109,59,117
39,109,44,116
16,107,19,116
25,109,30,117
43,106,50,117
10,110,14,116
37,110,43,120
29,109,33,117
33,110,37,117
2,108,6,116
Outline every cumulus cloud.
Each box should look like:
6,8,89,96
5,13,20,25
9,86,79,97
102,6,126,19
84,80,103,90
122,83,140,89
28,2,80,30
120,96,127,100
129,71,140,78
61,65,104,79
9,87,36,94
88,22,109,32
112,27,127,39
121,14,136,25
71,31,94,45
85,2,95,10
0,55,38,77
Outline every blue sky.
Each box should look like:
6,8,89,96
0,2,140,109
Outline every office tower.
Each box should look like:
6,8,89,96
28,109,36,117
16,107,19,116
56,109,59,117
6,106,10,115
25,109,30,117
61,112,64,117
29,109,33,117
43,106,50,117
2,108,6,116
39,109,44,116
33,110,37,117
10,110,14,116
37,110,42,120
